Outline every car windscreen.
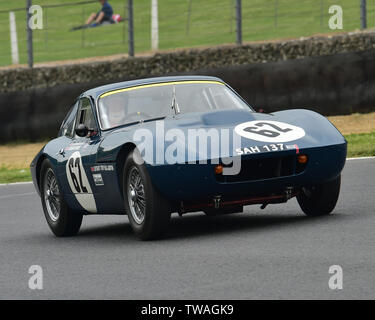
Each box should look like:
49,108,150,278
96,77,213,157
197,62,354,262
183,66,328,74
98,81,252,130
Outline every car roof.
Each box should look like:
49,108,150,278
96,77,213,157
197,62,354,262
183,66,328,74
82,75,224,100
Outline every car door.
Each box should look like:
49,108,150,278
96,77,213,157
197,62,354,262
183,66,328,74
57,96,100,213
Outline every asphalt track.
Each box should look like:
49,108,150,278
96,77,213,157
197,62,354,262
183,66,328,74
0,158,374,299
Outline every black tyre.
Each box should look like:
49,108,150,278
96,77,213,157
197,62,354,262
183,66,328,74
123,149,171,240
297,175,341,216
40,159,83,236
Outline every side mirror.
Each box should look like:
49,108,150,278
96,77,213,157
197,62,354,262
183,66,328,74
75,124,88,137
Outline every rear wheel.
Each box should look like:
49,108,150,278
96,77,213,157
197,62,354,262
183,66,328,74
123,149,171,240
40,159,83,236
297,175,341,216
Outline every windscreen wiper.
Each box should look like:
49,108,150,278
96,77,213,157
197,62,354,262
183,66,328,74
110,116,167,130
143,116,167,123
171,85,181,116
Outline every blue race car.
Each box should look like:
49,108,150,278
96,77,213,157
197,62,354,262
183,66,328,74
30,76,347,240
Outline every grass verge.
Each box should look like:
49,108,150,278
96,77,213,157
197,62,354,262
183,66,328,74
0,132,374,184
345,132,375,158
0,167,32,184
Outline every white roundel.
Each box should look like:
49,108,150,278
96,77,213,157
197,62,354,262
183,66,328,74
234,120,305,143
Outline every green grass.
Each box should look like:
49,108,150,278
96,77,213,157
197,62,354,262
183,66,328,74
0,132,374,184
0,167,31,184
0,0,375,66
345,132,375,158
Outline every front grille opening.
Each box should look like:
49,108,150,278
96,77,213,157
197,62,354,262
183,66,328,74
216,155,306,183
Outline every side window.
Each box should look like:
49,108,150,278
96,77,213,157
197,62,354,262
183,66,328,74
75,97,97,137
59,101,79,138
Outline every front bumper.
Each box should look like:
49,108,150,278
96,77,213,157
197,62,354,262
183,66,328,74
148,143,347,201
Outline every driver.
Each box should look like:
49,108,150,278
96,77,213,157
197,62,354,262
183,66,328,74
106,94,128,128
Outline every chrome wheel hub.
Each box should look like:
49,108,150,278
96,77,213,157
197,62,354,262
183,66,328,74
130,189,137,201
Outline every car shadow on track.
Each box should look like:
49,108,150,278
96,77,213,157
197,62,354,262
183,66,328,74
165,212,337,240
78,211,340,241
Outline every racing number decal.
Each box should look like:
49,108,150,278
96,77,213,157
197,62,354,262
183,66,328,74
244,122,292,138
235,120,305,143
65,151,97,213
68,157,88,193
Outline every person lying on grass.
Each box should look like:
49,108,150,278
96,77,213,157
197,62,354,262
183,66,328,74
85,0,114,26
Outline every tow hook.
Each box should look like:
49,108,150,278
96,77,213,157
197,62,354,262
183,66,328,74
178,201,185,216
285,187,293,200
260,203,268,210
213,196,221,209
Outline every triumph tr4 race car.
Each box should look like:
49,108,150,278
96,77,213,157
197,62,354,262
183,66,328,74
30,76,347,240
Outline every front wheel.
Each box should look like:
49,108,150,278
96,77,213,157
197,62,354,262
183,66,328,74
297,175,341,216
123,149,171,240
40,159,83,236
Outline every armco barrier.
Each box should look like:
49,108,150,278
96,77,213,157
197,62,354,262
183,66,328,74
1,31,375,142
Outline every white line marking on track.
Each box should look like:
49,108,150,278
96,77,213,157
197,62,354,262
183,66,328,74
347,156,375,161
0,181,33,187
0,192,36,200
